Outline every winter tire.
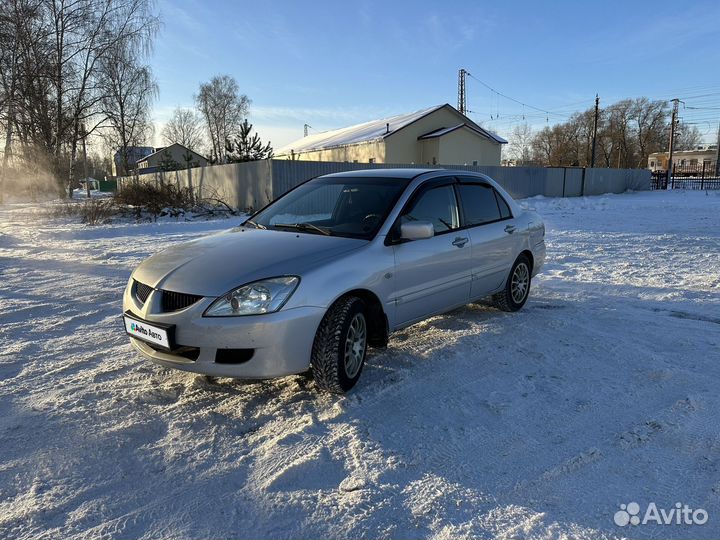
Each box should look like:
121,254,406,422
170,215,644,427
311,296,367,393
493,254,532,312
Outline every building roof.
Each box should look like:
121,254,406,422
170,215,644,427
418,123,508,144
275,104,506,155
114,146,154,160
136,142,206,164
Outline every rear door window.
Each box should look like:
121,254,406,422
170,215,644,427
457,183,502,226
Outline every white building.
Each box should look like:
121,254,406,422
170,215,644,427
275,104,507,166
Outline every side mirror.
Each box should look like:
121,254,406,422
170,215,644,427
400,221,434,241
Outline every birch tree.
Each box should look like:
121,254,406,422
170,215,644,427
161,107,204,151
195,75,250,163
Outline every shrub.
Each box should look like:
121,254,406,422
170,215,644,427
48,199,116,225
115,182,195,215
80,199,116,225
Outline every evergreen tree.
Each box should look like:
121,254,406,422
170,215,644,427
225,120,273,162
159,150,181,172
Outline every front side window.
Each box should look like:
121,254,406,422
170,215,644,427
457,183,509,226
250,177,410,239
400,185,459,234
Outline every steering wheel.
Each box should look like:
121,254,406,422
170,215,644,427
361,213,381,230
362,213,381,223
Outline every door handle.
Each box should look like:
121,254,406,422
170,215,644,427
452,237,468,247
504,225,516,234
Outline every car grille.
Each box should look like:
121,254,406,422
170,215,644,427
161,290,203,312
134,280,203,312
135,280,153,304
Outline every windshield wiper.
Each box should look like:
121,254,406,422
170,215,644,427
243,219,266,229
273,222,331,236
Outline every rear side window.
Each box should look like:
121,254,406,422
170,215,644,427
458,183,503,226
494,191,512,219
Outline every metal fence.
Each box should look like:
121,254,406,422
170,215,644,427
271,161,650,201
651,169,720,190
118,160,651,210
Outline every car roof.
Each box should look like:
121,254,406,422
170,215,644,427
320,168,440,179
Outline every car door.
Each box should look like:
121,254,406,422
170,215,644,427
390,179,472,326
455,179,523,299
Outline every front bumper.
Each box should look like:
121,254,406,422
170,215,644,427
123,282,325,378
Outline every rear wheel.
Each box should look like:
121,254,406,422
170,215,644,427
311,296,367,393
493,254,532,312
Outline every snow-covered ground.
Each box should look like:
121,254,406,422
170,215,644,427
1,190,719,539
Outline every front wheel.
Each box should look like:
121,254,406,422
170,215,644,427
311,296,367,393
492,254,532,312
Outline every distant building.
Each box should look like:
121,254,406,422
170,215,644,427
648,145,718,172
78,177,99,190
275,104,507,166
136,143,208,175
112,146,154,177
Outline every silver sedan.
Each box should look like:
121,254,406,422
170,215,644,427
123,169,546,393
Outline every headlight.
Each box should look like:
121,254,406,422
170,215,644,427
203,276,299,317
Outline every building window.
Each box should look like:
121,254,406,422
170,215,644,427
472,160,478,166
650,161,655,168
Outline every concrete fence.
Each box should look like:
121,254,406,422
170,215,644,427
117,160,651,211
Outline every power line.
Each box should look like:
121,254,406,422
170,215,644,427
464,71,571,119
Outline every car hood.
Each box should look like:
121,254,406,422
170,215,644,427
132,227,367,297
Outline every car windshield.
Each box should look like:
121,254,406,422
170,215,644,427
248,176,411,239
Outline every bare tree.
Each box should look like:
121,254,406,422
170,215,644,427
632,98,666,168
531,97,676,169
195,75,250,163
0,0,160,197
60,0,160,196
507,123,533,165
0,0,58,198
531,124,575,166
675,123,702,151
99,39,157,177
161,107,204,152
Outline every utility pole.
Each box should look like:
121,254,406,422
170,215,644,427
590,94,599,168
458,68,468,115
714,122,720,177
666,98,680,189
303,124,311,137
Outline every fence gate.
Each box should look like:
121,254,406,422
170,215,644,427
652,162,720,190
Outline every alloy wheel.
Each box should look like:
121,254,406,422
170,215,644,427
343,313,366,378
511,262,530,304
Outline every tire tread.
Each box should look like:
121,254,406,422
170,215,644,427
493,254,531,312
311,296,360,393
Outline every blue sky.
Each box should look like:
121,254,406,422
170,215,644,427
150,0,720,149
